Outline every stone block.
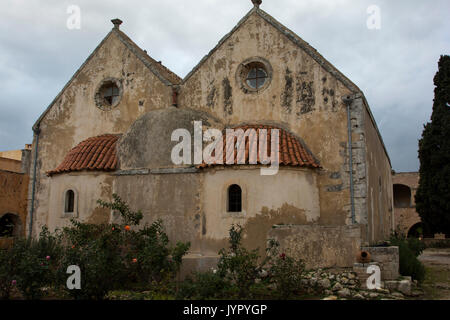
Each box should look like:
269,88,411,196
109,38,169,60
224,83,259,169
362,246,399,280
397,280,412,296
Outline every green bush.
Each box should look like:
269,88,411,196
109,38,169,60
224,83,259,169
177,271,229,300
58,222,127,299
0,248,16,299
406,237,426,257
0,227,63,300
125,220,190,286
265,240,305,299
56,194,190,299
177,225,306,300
1,194,190,300
390,234,426,282
217,225,261,298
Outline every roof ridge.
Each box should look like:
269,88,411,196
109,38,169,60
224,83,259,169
113,29,181,85
255,8,361,93
182,6,361,94
33,30,114,131
182,6,258,84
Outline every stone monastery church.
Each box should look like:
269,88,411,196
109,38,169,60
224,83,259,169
27,0,394,270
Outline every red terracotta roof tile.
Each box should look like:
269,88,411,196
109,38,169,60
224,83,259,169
198,125,320,169
47,134,121,176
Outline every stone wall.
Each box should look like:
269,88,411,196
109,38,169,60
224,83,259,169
0,158,21,173
392,172,421,235
0,170,30,245
267,224,362,269
362,98,394,245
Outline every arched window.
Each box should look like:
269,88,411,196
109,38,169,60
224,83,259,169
65,190,75,213
393,184,411,208
0,214,21,238
228,184,242,213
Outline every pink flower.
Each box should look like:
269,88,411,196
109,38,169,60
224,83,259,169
280,253,286,260
46,256,50,260
11,280,17,286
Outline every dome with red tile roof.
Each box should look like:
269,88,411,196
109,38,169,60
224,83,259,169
47,134,121,176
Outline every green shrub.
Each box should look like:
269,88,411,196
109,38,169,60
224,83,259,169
265,239,305,299
217,225,261,298
125,220,190,286
1,227,63,300
390,234,426,282
2,195,190,300
177,225,306,300
0,248,16,299
58,222,127,299
177,271,229,300
406,237,426,257
56,194,190,299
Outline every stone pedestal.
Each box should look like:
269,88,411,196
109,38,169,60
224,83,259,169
361,246,399,280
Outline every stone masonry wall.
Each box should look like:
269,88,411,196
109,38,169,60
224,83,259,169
267,224,362,269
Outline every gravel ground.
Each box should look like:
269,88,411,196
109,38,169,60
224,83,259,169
419,248,450,300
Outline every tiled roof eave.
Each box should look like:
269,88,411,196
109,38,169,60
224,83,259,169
47,134,121,177
197,124,320,169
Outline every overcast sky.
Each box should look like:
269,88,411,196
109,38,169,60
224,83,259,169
0,0,448,172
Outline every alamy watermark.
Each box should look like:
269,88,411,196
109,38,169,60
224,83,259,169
171,121,280,176
66,5,81,30
366,265,382,290
66,265,81,290
367,5,381,30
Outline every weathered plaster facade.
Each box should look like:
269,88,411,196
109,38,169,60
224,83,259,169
29,4,394,270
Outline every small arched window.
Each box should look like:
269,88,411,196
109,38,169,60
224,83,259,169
65,190,75,213
228,184,242,213
0,214,20,238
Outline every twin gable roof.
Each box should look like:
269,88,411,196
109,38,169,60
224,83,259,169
33,5,362,132
34,3,390,166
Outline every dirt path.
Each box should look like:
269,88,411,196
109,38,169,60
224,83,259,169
419,248,450,300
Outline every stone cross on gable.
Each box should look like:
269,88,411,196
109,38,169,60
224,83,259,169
252,0,262,7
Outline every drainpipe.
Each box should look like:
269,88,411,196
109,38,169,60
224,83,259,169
28,126,40,238
343,95,356,224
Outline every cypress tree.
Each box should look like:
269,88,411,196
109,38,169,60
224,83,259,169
415,55,450,235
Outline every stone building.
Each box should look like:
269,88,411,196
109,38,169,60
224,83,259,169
392,172,423,237
0,145,31,248
27,2,394,270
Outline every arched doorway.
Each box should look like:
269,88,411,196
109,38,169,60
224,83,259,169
408,222,432,238
0,213,22,238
